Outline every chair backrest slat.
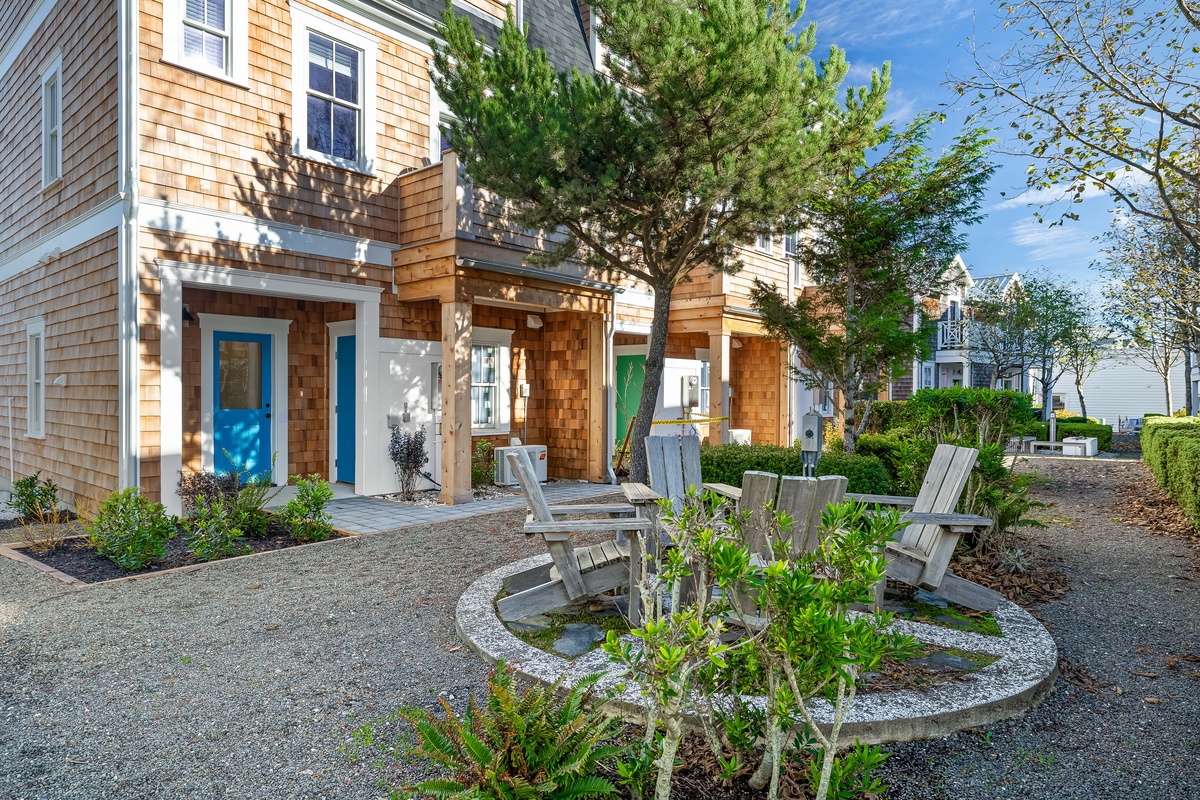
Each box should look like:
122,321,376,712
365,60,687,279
646,436,669,500
660,438,686,510
739,471,779,556
681,436,703,490
508,450,554,523
776,476,819,556
909,446,978,554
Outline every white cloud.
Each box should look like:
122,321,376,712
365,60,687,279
1009,219,1099,263
991,182,1110,210
806,0,974,48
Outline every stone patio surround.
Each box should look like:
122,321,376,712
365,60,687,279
456,554,1059,745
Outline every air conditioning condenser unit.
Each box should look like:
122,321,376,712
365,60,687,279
494,445,549,486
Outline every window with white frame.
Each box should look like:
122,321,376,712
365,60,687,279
163,0,247,83
183,0,229,72
471,344,498,429
41,57,62,186
756,230,772,254
699,361,710,414
468,329,513,433
26,319,45,438
290,6,378,172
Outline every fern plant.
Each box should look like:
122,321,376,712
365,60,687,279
400,662,621,800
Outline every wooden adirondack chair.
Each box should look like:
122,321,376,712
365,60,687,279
730,472,849,621
622,435,741,518
849,443,1002,612
498,449,654,623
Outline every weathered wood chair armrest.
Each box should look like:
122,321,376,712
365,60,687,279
848,492,917,507
546,503,637,518
702,482,742,501
621,482,663,505
522,518,654,536
896,511,992,528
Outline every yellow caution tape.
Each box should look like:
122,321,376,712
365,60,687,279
650,416,730,426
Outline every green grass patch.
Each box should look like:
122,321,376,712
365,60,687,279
904,599,1003,637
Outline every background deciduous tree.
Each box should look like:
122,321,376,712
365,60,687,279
966,278,1035,391
432,0,886,481
960,0,1200,250
751,117,994,452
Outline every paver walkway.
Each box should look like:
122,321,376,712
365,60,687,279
318,482,621,534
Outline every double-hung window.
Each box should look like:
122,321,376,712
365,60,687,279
306,34,361,163
26,319,45,438
163,0,247,83
471,344,498,429
290,6,377,172
699,361,710,415
41,58,62,187
183,0,229,73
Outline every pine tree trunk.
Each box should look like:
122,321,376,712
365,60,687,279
630,286,674,484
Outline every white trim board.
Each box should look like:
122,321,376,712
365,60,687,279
154,259,384,302
0,197,122,284
198,313,292,486
0,0,59,78
141,198,399,267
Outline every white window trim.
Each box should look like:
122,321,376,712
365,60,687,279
289,1,378,175
162,0,249,86
428,83,454,162
40,54,63,189
26,318,46,439
471,326,512,436
756,231,772,255
198,313,292,486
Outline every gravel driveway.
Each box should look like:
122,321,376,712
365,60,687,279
880,457,1200,799
3,458,1198,800
0,498,616,799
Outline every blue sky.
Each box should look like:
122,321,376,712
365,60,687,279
802,0,1110,285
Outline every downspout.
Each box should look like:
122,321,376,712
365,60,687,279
117,0,140,489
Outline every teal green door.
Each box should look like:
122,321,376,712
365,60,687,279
615,354,646,446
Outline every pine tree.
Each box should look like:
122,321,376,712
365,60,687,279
431,0,887,481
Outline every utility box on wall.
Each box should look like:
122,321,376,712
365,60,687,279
681,375,700,410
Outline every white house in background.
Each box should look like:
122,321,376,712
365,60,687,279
1050,340,1190,427
890,256,1028,400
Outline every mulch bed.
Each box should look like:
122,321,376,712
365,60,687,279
19,519,349,583
950,552,1070,606
1112,464,1200,552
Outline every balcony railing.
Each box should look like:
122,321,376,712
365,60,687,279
938,319,968,349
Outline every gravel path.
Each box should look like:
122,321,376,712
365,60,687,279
880,456,1200,799
3,458,1199,800
0,496,617,800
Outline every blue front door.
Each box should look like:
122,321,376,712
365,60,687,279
336,334,356,483
213,331,272,478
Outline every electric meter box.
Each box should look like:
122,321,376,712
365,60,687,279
800,410,824,453
681,375,700,409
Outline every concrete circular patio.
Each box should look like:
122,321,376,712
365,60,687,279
456,553,1059,744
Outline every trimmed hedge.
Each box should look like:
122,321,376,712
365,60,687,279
1142,417,1200,528
699,443,806,488
815,452,891,494
1056,422,1112,452
698,443,890,494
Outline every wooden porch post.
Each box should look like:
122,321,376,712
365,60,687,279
708,330,731,444
777,341,791,446
587,313,608,482
440,296,474,504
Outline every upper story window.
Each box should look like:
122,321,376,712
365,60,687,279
26,319,45,438
306,34,361,162
41,57,62,187
183,0,229,72
756,231,772,254
290,4,378,173
163,0,248,84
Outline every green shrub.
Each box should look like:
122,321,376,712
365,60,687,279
699,443,808,487
471,439,495,489
278,475,334,542
186,494,246,561
396,662,621,800
859,400,915,435
6,471,59,518
907,388,1038,446
86,488,177,570
854,433,905,485
815,452,891,494
1142,417,1200,528
1056,422,1113,451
